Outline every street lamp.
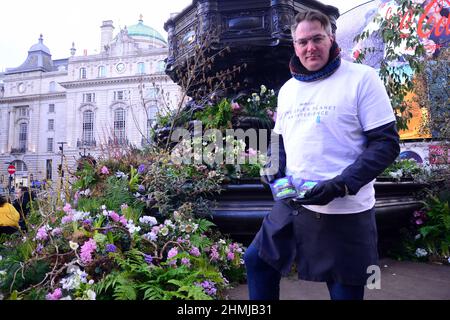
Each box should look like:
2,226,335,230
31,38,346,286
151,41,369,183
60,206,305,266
58,142,67,187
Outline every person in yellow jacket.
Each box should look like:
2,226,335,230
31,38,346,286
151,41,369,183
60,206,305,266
0,195,20,234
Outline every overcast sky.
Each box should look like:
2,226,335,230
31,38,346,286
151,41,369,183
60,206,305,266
0,0,364,72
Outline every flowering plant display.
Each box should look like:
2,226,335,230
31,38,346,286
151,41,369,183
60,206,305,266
0,149,246,300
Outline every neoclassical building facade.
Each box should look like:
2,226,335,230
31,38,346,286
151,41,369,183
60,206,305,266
0,17,181,189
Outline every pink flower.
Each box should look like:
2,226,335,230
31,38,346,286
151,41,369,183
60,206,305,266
415,219,424,225
167,247,178,259
109,211,120,222
36,226,49,241
227,251,235,261
231,102,241,111
248,148,258,157
80,238,97,264
63,203,72,213
353,50,360,60
46,288,63,300
101,166,110,175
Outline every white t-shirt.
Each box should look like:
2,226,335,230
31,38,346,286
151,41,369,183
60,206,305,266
274,60,396,214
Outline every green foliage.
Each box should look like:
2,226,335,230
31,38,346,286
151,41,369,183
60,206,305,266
353,0,427,130
0,150,246,300
381,159,423,180
73,162,97,191
194,98,233,129
234,85,277,127
419,191,450,258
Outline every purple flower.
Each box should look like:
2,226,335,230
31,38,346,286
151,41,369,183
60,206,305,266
138,164,146,175
82,219,92,226
190,246,201,257
101,166,109,175
181,257,191,267
209,245,219,262
105,244,117,253
138,185,146,192
196,280,217,297
144,254,153,265
46,288,63,300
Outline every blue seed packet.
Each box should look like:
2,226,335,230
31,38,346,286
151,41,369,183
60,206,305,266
269,176,297,200
291,177,320,198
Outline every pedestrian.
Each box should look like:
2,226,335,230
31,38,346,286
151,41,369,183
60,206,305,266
244,10,400,300
13,186,33,232
0,194,20,234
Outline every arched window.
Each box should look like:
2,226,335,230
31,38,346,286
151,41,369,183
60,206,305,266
147,102,157,141
79,67,87,79
157,60,166,73
82,110,94,146
137,62,145,74
19,123,28,150
12,160,27,172
98,66,106,78
114,108,126,145
49,81,56,92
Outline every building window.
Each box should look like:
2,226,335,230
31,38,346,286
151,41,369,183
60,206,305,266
137,62,145,74
114,108,126,144
47,138,54,152
49,104,55,113
83,93,96,103
19,123,28,150
79,67,87,79
12,160,27,172
46,159,52,180
48,119,54,131
157,60,166,72
82,110,94,145
98,66,106,78
147,103,157,141
17,106,29,117
114,90,127,101
145,88,157,99
49,81,56,92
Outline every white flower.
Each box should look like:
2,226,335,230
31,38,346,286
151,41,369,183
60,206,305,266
86,289,96,300
448,257,450,264
260,85,267,95
414,234,421,240
126,221,141,234
389,169,403,179
69,241,79,251
139,216,158,226
143,232,158,241
0,255,2,261
0,293,3,300
88,280,95,285
415,248,428,257
60,296,72,300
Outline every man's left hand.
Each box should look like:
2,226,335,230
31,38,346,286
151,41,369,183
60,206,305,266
291,176,347,206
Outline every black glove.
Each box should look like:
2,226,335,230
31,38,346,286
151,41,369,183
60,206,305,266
292,175,347,206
